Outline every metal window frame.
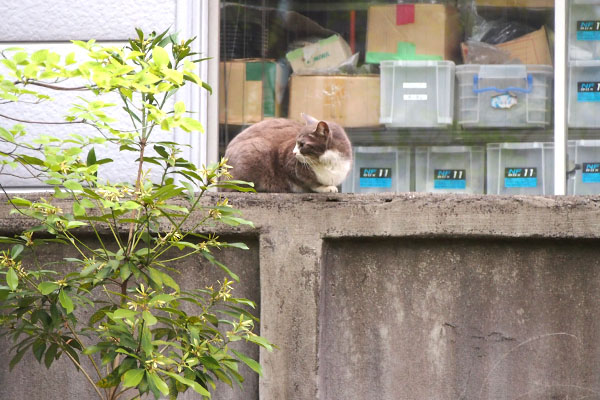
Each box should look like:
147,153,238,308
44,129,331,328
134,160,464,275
555,0,568,195
206,1,571,195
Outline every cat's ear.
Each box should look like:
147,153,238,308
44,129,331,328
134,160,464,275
301,113,319,126
315,121,330,137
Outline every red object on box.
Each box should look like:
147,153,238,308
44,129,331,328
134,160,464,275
396,4,415,25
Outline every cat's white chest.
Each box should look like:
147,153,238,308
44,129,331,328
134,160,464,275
312,150,351,186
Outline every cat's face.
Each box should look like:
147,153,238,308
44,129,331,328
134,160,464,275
292,121,329,162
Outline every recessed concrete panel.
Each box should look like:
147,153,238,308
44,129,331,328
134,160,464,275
320,237,600,400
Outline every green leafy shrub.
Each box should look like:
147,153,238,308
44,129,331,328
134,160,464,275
0,28,269,400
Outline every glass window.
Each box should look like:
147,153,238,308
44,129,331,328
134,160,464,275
217,1,573,195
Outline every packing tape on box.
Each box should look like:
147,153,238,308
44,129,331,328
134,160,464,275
245,62,276,118
366,42,443,64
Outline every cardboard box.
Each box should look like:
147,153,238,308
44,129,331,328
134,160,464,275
366,4,462,63
475,0,553,7
461,26,552,65
286,35,352,74
219,59,284,125
288,75,380,128
497,26,552,65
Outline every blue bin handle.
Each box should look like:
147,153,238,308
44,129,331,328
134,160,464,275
472,73,533,94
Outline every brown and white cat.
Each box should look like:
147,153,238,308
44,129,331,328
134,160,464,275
222,114,352,193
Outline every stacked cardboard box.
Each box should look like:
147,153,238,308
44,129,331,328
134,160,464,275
288,75,380,128
219,59,284,125
366,4,462,63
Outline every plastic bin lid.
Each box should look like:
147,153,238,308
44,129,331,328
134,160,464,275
571,0,600,5
417,145,483,153
380,60,455,68
488,142,548,150
569,60,600,68
354,146,408,153
456,64,553,76
569,139,600,147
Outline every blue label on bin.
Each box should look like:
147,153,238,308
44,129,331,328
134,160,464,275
577,21,600,40
359,168,392,188
582,163,600,183
504,168,537,188
578,82,600,102
434,169,466,190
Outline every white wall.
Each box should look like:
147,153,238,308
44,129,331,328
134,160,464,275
0,0,175,41
0,1,210,190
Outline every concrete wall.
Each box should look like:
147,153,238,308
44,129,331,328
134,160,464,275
2,192,600,399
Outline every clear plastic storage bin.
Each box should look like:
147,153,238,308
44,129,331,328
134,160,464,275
487,142,554,195
456,64,553,128
569,0,600,60
379,60,454,128
415,146,484,194
342,146,410,193
568,60,600,127
567,140,600,195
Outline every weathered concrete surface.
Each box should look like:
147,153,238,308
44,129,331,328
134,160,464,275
321,237,600,400
2,193,600,399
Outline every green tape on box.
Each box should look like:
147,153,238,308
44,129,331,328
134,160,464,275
246,62,276,117
286,48,303,62
366,42,442,64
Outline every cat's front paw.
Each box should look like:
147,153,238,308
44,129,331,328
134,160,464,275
313,185,338,193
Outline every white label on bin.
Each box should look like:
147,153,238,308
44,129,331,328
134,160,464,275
491,93,517,109
403,82,427,89
404,94,427,101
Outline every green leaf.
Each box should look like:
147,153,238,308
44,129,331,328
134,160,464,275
44,343,59,368
11,244,24,259
202,252,239,282
224,242,249,250
66,221,88,229
33,340,46,363
122,368,145,388
220,216,255,228
232,350,263,376
59,290,74,314
181,117,204,133
113,308,137,319
160,271,180,293
86,147,97,166
153,145,169,159
65,52,76,65
38,282,60,296
142,310,157,326
6,268,18,290
153,46,170,68
147,372,170,396
141,326,153,355
245,334,273,352
63,180,83,191
73,202,85,216
174,101,186,114
162,370,211,397
8,197,32,207
9,345,31,371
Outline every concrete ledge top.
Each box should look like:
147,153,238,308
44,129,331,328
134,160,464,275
2,192,600,239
